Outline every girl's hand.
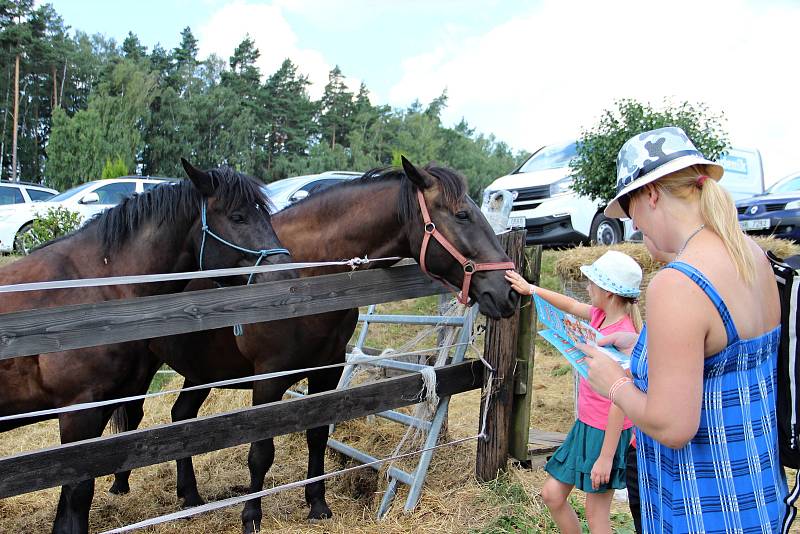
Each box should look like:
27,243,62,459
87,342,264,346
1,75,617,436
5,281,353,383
576,342,627,398
590,455,613,490
504,270,535,296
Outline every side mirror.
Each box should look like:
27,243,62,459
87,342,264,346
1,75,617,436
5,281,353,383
288,190,309,203
79,192,100,204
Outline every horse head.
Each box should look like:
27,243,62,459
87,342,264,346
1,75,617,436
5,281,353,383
181,158,291,277
399,156,519,319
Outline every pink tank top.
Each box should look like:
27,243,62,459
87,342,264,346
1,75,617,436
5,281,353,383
577,306,635,431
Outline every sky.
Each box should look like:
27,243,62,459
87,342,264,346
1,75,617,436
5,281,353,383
45,0,800,185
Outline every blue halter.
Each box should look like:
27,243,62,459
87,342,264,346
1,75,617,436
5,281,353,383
198,199,290,335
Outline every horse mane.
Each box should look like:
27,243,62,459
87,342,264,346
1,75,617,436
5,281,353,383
287,164,467,224
40,167,271,255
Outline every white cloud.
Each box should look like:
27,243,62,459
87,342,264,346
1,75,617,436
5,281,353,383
388,0,800,183
196,0,362,99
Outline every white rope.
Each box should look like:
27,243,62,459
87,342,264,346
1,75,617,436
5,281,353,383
100,368,496,534
0,255,401,293
0,342,470,423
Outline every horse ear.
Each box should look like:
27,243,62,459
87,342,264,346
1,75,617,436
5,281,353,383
181,158,216,196
401,156,435,190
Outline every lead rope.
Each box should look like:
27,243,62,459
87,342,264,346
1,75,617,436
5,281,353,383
198,200,290,336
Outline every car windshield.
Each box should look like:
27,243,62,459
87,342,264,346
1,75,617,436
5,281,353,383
517,141,578,173
767,173,800,194
264,177,307,198
48,181,97,202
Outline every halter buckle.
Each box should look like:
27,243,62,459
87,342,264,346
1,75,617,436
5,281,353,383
463,262,476,274
424,222,436,234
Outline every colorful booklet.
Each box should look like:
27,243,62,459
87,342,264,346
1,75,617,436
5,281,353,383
533,294,631,378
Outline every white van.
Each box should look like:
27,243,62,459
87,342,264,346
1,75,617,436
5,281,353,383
483,141,764,245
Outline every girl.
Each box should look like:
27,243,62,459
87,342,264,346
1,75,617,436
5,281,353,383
505,249,642,534
583,126,788,533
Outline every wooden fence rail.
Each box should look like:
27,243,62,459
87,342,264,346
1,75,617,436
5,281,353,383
0,263,447,360
0,360,482,498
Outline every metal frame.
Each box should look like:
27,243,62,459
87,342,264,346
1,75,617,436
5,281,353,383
285,300,477,518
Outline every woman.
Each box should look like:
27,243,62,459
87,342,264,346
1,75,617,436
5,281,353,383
581,127,788,533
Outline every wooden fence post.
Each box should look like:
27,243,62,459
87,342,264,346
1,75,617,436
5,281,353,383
509,245,542,462
476,229,526,482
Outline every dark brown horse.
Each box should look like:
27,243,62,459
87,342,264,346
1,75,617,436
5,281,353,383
0,160,290,534
143,158,519,533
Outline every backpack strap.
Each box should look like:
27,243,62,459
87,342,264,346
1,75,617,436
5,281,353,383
664,261,739,345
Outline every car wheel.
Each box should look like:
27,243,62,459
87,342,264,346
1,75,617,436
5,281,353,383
14,222,35,255
590,214,623,246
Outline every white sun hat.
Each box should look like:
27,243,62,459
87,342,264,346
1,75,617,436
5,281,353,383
580,250,642,298
604,126,724,219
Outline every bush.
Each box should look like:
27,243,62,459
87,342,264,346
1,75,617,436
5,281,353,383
571,99,729,204
18,207,82,254
101,156,128,180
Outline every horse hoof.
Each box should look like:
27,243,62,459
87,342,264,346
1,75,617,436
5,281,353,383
109,483,130,495
307,504,332,521
242,519,261,534
180,495,206,508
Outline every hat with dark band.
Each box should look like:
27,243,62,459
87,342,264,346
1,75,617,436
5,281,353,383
604,126,724,219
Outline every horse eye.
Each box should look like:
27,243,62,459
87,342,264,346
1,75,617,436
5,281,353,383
230,213,246,224
455,211,469,221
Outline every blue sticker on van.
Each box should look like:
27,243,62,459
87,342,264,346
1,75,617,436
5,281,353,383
720,154,748,174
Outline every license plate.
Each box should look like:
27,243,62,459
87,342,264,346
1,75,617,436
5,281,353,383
739,218,770,231
508,216,526,229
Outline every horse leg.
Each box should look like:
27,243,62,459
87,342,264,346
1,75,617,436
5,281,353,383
108,400,145,495
171,381,211,507
52,408,109,534
304,368,343,520
241,377,293,534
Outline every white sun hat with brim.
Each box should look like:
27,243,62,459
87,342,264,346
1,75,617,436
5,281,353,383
579,250,642,298
604,126,725,219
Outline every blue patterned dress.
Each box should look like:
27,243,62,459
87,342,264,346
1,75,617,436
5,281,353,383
631,262,788,533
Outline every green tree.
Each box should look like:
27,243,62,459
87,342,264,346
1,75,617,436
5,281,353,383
121,31,146,60
47,58,156,188
571,98,729,203
261,58,317,178
100,155,126,178
318,65,354,149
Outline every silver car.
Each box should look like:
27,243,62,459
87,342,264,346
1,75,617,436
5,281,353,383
263,171,361,213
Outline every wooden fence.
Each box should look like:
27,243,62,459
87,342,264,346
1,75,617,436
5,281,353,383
0,230,529,519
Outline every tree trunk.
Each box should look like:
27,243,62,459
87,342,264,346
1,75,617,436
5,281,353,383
11,54,20,182
59,61,66,107
1,63,11,180
52,65,58,110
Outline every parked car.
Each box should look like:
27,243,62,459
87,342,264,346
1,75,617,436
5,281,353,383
263,171,362,212
736,171,800,242
483,141,764,246
0,176,176,253
0,181,59,206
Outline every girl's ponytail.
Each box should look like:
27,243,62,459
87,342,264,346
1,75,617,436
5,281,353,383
624,297,643,332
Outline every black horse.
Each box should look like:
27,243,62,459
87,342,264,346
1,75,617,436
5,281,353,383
0,159,290,534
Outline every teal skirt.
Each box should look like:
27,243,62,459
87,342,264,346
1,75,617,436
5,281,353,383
545,420,632,493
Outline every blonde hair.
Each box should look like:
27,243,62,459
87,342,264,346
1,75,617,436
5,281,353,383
645,164,756,285
619,295,643,332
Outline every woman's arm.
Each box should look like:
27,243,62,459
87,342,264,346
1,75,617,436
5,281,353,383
586,270,706,449
504,270,591,320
